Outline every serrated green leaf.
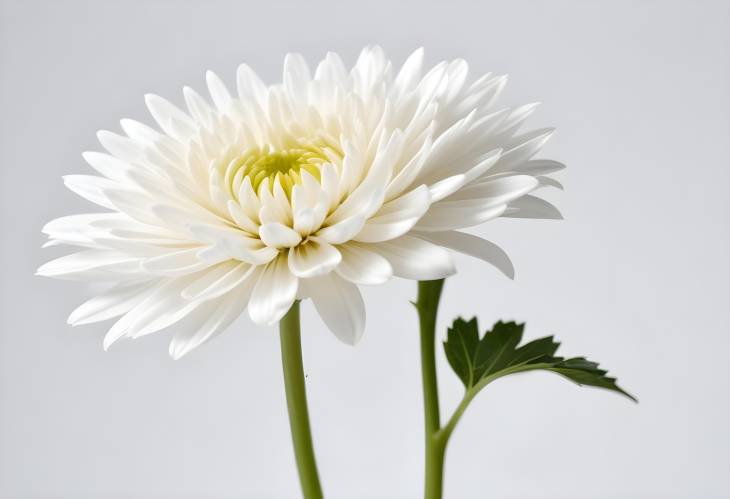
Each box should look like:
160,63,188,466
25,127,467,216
443,317,636,402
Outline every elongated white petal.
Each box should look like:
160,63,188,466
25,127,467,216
188,224,278,265
370,235,456,280
259,223,302,248
97,131,144,163
104,189,160,225
536,176,564,190
503,195,563,219
181,261,255,301
36,250,142,280
427,148,502,202
314,51,347,85
288,239,341,278
206,70,233,111
416,175,538,231
316,213,368,245
283,53,311,102
258,179,292,225
82,152,133,181
170,280,254,359
413,231,514,278
393,47,424,97
355,185,431,243
513,159,566,176
103,277,202,349
68,280,159,325
119,119,163,144
336,243,393,285
183,86,215,128
307,273,365,345
142,247,211,276
248,254,298,325
414,204,507,232
144,94,196,141
227,200,259,234
63,175,117,209
237,63,266,101
488,128,555,175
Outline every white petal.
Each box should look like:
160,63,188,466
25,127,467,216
415,175,537,231
42,213,117,246
328,131,403,223
414,204,507,232
384,134,433,202
514,160,566,176
237,63,266,101
413,231,514,279
189,224,278,265
444,174,539,204
144,94,196,141
104,188,161,225
236,176,261,223
63,175,117,209
291,179,328,236
103,277,201,349
96,130,144,163
535,176,564,190
489,128,555,175
36,250,142,280
316,212,368,245
259,223,302,248
335,243,393,285
258,178,292,225
427,148,502,202
142,248,211,276
488,102,540,143
369,235,456,280
248,254,298,325
393,47,424,97
181,261,255,301
283,53,311,102
355,185,431,243
288,239,341,278
503,195,563,219
307,273,365,345
314,52,347,85
227,200,259,234
67,280,158,325
82,152,133,181
183,86,215,128
206,70,233,111
120,119,163,144
169,281,253,359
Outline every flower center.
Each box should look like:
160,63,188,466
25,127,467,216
231,143,330,195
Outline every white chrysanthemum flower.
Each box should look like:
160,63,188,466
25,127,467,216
38,47,563,358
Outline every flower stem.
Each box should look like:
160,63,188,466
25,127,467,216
279,301,324,499
416,279,446,499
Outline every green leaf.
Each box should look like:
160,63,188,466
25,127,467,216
443,318,636,402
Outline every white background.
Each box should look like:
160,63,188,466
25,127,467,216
1,1,728,497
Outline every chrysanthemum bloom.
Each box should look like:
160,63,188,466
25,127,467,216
38,47,563,358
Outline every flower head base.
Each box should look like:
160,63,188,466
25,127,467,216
38,47,564,358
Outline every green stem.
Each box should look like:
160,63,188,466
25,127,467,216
279,301,324,499
416,279,446,499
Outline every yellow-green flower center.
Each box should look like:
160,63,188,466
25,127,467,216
215,137,343,200
241,147,324,193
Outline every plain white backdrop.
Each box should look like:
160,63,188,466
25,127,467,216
1,0,728,497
